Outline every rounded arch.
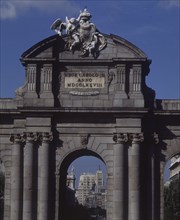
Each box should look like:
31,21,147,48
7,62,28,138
21,33,149,61
58,148,106,175
57,148,108,220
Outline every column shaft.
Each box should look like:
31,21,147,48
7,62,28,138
129,134,143,220
10,135,23,220
39,133,52,220
23,136,34,220
113,133,127,220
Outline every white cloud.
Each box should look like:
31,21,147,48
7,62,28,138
159,0,180,9
0,2,16,19
134,25,159,35
0,0,80,20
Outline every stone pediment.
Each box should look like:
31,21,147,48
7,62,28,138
19,9,152,109
21,34,147,62
19,31,152,109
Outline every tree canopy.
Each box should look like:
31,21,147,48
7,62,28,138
164,175,180,220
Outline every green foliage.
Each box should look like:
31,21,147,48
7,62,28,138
164,175,180,220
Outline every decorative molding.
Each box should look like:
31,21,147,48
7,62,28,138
69,91,99,96
80,134,90,148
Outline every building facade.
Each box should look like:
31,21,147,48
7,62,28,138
76,169,106,209
76,173,96,205
169,155,180,180
0,9,180,220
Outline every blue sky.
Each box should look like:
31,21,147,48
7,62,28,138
0,0,180,99
0,0,179,182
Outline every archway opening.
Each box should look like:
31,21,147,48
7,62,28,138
0,161,5,220
163,154,180,220
59,149,107,220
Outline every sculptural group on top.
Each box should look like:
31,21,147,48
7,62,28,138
51,8,107,57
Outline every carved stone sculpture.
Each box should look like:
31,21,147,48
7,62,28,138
51,8,107,57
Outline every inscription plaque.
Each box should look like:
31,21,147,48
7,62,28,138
65,73,105,89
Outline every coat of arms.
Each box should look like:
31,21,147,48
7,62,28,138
51,8,107,57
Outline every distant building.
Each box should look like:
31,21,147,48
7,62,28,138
76,172,96,205
169,155,180,181
66,166,76,207
76,169,107,209
67,166,76,190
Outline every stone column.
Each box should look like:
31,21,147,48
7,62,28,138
23,133,36,220
10,134,23,220
113,133,128,220
152,133,159,220
55,173,60,220
129,133,144,220
39,132,53,220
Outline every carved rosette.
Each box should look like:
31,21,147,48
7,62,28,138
113,133,128,143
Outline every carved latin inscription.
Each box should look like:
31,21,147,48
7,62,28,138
64,72,105,89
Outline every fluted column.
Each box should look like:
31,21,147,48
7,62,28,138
129,133,144,220
10,134,23,220
40,64,54,106
24,64,38,98
23,133,37,220
128,65,144,107
113,133,128,220
39,132,53,220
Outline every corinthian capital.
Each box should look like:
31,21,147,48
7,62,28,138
113,133,128,143
130,133,144,144
10,134,24,143
39,132,53,143
23,132,38,142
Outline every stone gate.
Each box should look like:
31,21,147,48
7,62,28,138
0,9,180,220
